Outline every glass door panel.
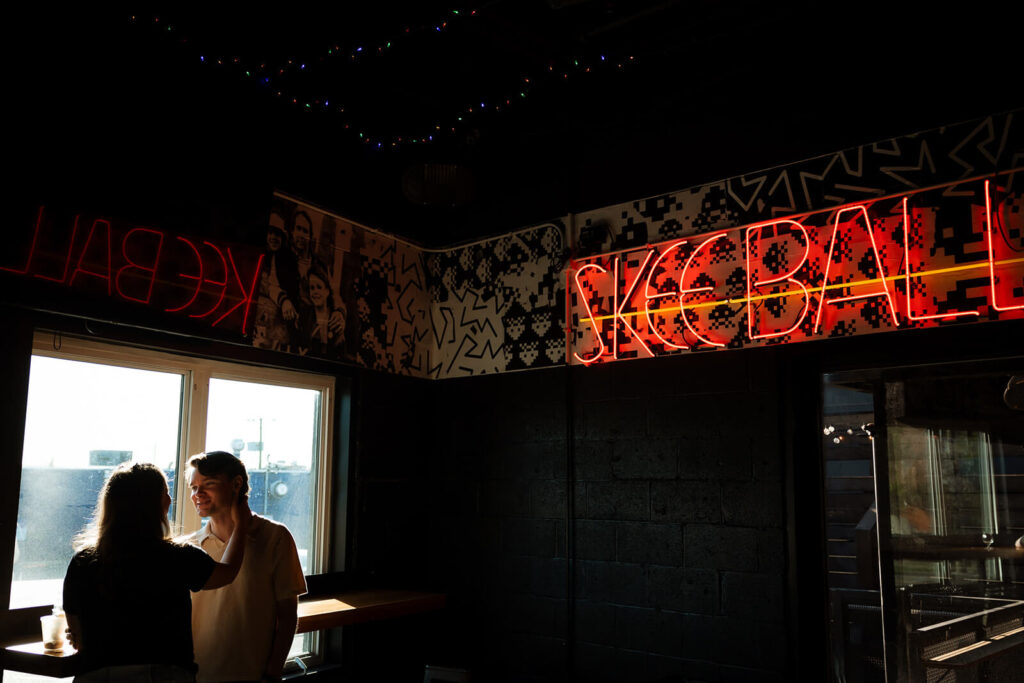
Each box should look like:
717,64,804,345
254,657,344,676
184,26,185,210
10,355,184,609
823,373,885,682
824,361,1024,682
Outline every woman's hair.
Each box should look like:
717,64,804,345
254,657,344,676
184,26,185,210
73,462,171,558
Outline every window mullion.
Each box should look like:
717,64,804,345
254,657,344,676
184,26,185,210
181,367,211,534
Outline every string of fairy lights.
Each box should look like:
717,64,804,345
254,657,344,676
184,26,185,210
130,7,638,150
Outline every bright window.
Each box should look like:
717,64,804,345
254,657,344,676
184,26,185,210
205,378,324,575
10,333,336,663
12,354,185,609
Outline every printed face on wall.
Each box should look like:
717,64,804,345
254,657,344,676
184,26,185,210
266,227,283,252
309,273,328,308
292,214,311,252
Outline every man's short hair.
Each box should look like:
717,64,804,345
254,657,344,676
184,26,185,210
187,451,250,493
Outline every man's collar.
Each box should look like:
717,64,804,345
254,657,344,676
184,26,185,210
194,521,216,544
197,514,263,544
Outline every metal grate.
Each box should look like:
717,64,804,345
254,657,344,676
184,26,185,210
984,617,1022,639
923,632,977,660
924,666,978,683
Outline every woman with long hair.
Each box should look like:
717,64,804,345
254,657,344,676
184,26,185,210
63,462,250,682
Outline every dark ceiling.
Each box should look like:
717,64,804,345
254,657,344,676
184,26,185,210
13,1,1024,247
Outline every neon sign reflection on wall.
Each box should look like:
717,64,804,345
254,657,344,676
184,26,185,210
1,207,264,335
568,175,1024,365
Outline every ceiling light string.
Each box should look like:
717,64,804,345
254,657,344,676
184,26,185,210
435,53,636,144
362,50,638,150
131,6,487,80
131,12,640,151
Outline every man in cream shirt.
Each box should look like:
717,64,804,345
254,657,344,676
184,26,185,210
187,451,307,683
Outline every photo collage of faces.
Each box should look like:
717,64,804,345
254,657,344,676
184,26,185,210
253,199,355,361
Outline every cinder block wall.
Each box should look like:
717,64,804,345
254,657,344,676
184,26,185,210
425,368,570,680
569,351,785,683
340,369,438,681
391,348,791,682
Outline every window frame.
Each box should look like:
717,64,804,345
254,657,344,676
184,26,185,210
29,332,336,562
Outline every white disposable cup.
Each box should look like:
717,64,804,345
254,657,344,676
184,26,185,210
40,614,65,652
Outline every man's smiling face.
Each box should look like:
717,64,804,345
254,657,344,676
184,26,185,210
188,469,237,518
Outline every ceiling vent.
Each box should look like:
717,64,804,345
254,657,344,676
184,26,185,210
401,163,475,207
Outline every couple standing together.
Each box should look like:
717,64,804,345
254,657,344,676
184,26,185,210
63,451,307,683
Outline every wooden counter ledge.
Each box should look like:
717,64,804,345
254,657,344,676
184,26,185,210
297,588,446,633
3,641,81,678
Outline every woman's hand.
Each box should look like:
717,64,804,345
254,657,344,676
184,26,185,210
230,486,252,534
327,310,345,336
281,299,297,322
204,486,252,590
66,615,83,652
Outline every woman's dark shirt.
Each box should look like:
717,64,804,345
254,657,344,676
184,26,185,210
63,541,215,673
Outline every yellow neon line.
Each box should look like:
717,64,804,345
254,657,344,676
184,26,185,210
586,256,1024,322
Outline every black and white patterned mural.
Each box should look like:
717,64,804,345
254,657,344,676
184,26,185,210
255,197,566,378
254,196,432,376
255,112,1020,377
7,115,1015,377
574,113,1021,257
426,224,566,377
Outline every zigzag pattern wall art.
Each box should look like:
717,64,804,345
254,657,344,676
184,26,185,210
255,196,566,378
569,176,1023,364
250,112,1020,376
255,195,433,376
574,113,1021,257
10,116,1015,376
568,112,1023,365
426,224,566,378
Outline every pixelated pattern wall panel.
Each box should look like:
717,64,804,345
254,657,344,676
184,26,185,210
573,113,1022,258
569,175,1023,364
7,113,1017,377
426,224,566,378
